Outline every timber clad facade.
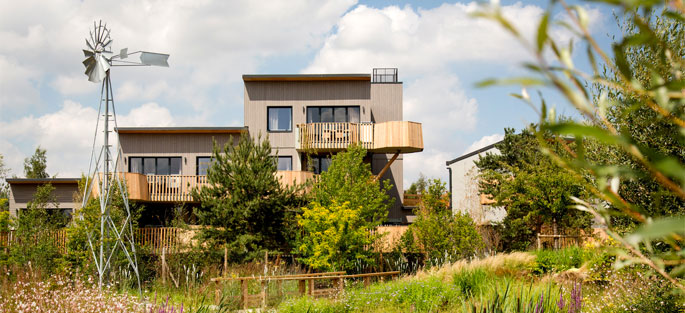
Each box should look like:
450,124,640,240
7,178,80,218
7,68,423,225
243,69,423,223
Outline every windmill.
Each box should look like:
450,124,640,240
80,20,169,293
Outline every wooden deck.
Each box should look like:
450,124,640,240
296,121,423,153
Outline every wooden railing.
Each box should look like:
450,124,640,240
296,121,422,153
137,227,184,254
0,229,68,254
296,122,373,151
146,175,208,202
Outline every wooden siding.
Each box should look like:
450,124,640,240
117,132,239,175
9,182,79,217
276,171,317,187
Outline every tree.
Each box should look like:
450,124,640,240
24,147,48,179
8,183,63,272
590,13,685,231
406,173,428,195
193,132,300,261
0,154,9,211
475,127,593,251
401,179,483,262
297,144,392,271
478,0,685,290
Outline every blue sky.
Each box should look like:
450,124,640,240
0,0,619,187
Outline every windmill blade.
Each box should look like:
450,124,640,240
83,49,94,57
86,38,94,51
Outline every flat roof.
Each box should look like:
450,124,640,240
445,142,501,166
242,73,371,82
116,127,246,134
6,178,80,184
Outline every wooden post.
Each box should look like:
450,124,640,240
364,276,370,287
308,278,314,296
241,279,249,310
161,247,167,285
337,277,344,294
298,279,306,295
537,234,541,250
379,252,384,272
223,244,228,277
261,280,268,308
374,151,400,182
277,280,283,297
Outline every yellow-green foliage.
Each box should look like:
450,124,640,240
297,201,379,271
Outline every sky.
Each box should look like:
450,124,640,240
0,0,617,188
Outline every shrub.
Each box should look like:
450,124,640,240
533,247,588,274
453,267,489,297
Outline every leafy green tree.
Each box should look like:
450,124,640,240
475,127,592,251
297,144,392,271
401,179,482,262
477,0,685,290
590,13,685,231
193,133,301,261
8,183,63,272
24,147,48,179
406,173,428,195
0,154,9,211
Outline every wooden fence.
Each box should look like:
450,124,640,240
0,227,186,255
147,175,208,202
536,233,586,250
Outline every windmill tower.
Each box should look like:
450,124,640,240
80,21,169,292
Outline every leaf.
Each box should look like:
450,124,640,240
545,123,629,146
612,43,633,81
625,216,685,247
536,12,550,53
476,77,547,88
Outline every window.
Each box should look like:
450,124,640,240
197,157,214,175
276,156,292,171
306,106,360,123
267,107,292,132
129,157,182,175
310,156,332,174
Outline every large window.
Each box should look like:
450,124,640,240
129,157,181,175
267,107,292,132
276,156,292,171
307,106,360,123
310,156,332,174
197,157,214,175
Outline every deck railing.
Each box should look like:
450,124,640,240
147,175,209,202
296,122,374,151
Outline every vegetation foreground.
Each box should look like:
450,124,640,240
1,248,682,312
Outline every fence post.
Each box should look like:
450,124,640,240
298,279,306,295
161,247,167,285
261,279,268,308
536,234,541,250
241,279,249,310
223,244,228,278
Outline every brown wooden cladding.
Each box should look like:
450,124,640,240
372,121,423,153
276,171,317,187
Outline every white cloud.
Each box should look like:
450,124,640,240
52,74,96,95
464,133,503,154
0,101,175,177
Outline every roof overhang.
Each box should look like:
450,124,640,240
6,178,80,185
242,74,371,82
116,127,247,134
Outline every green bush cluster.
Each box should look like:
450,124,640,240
532,247,589,274
453,267,490,297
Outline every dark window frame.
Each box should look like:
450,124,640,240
196,156,215,176
310,155,332,174
267,106,293,132
306,106,361,123
276,156,293,171
128,156,182,175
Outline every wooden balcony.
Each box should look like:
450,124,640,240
296,121,423,153
94,171,316,203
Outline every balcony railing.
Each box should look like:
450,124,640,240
296,122,374,151
296,121,423,153
96,171,317,203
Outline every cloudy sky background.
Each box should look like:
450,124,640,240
0,0,615,187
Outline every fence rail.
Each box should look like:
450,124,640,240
147,175,208,202
297,122,373,151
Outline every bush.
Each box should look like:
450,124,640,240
533,247,588,274
453,267,490,297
